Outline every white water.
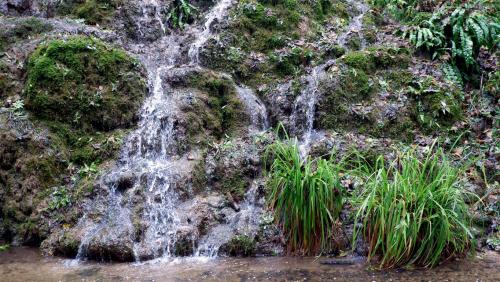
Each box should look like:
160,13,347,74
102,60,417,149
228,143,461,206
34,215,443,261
337,0,369,49
188,0,235,63
75,0,251,261
236,85,269,133
291,1,369,157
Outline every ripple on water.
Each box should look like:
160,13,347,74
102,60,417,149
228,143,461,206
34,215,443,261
1,247,499,281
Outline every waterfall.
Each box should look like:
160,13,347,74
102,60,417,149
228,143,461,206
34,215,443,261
337,0,369,49
188,0,235,63
235,85,269,133
74,0,262,261
290,1,369,157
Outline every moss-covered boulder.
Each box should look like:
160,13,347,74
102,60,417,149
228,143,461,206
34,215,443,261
55,0,122,26
0,35,147,247
200,0,353,86
25,36,147,131
177,71,249,148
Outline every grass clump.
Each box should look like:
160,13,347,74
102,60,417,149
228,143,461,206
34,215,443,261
223,235,256,256
352,147,473,268
265,131,343,255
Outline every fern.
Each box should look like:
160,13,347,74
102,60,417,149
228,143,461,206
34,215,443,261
442,63,464,88
166,0,198,29
395,0,499,79
404,19,445,53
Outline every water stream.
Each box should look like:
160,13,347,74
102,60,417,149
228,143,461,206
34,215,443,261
290,1,369,156
2,248,499,282
74,0,266,262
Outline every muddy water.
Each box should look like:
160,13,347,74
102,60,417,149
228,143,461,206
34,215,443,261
1,248,499,281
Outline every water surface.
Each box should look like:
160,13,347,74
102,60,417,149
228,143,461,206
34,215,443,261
1,248,499,281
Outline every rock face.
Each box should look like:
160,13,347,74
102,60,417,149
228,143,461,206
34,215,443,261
0,17,148,249
1,0,497,261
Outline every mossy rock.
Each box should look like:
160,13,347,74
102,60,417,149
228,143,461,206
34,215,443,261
0,18,53,52
411,76,463,131
270,47,315,76
56,0,121,26
201,0,351,84
182,72,248,146
341,47,411,73
24,36,147,132
221,235,256,257
316,47,420,140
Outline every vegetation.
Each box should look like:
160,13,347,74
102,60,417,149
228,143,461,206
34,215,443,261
223,235,256,256
49,187,71,210
265,130,344,255
352,147,473,268
25,36,146,131
56,0,122,25
0,244,10,252
0,18,53,52
166,0,199,29
372,0,499,83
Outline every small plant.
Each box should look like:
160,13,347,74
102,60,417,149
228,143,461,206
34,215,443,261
404,18,445,54
224,235,256,256
352,146,473,268
0,244,10,252
8,99,27,120
447,2,498,68
78,162,98,177
49,186,71,210
265,128,343,255
166,0,199,29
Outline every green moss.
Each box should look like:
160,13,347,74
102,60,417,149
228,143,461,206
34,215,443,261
484,71,499,97
0,18,53,52
411,77,463,131
270,47,314,76
316,47,419,140
324,44,346,59
220,171,250,202
341,47,411,73
223,235,256,256
25,36,146,132
203,0,349,84
56,0,120,26
342,51,376,72
316,67,372,130
183,73,247,146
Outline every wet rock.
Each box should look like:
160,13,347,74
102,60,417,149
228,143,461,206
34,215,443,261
219,234,256,257
41,229,82,258
85,225,135,262
174,226,198,256
116,173,135,192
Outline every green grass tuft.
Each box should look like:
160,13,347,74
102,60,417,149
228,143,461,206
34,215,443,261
352,146,473,268
265,129,343,255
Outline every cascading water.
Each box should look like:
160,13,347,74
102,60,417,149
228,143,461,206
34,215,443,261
194,181,264,257
188,0,235,63
291,60,336,157
290,1,369,157
236,85,269,133
74,0,268,262
337,0,369,49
